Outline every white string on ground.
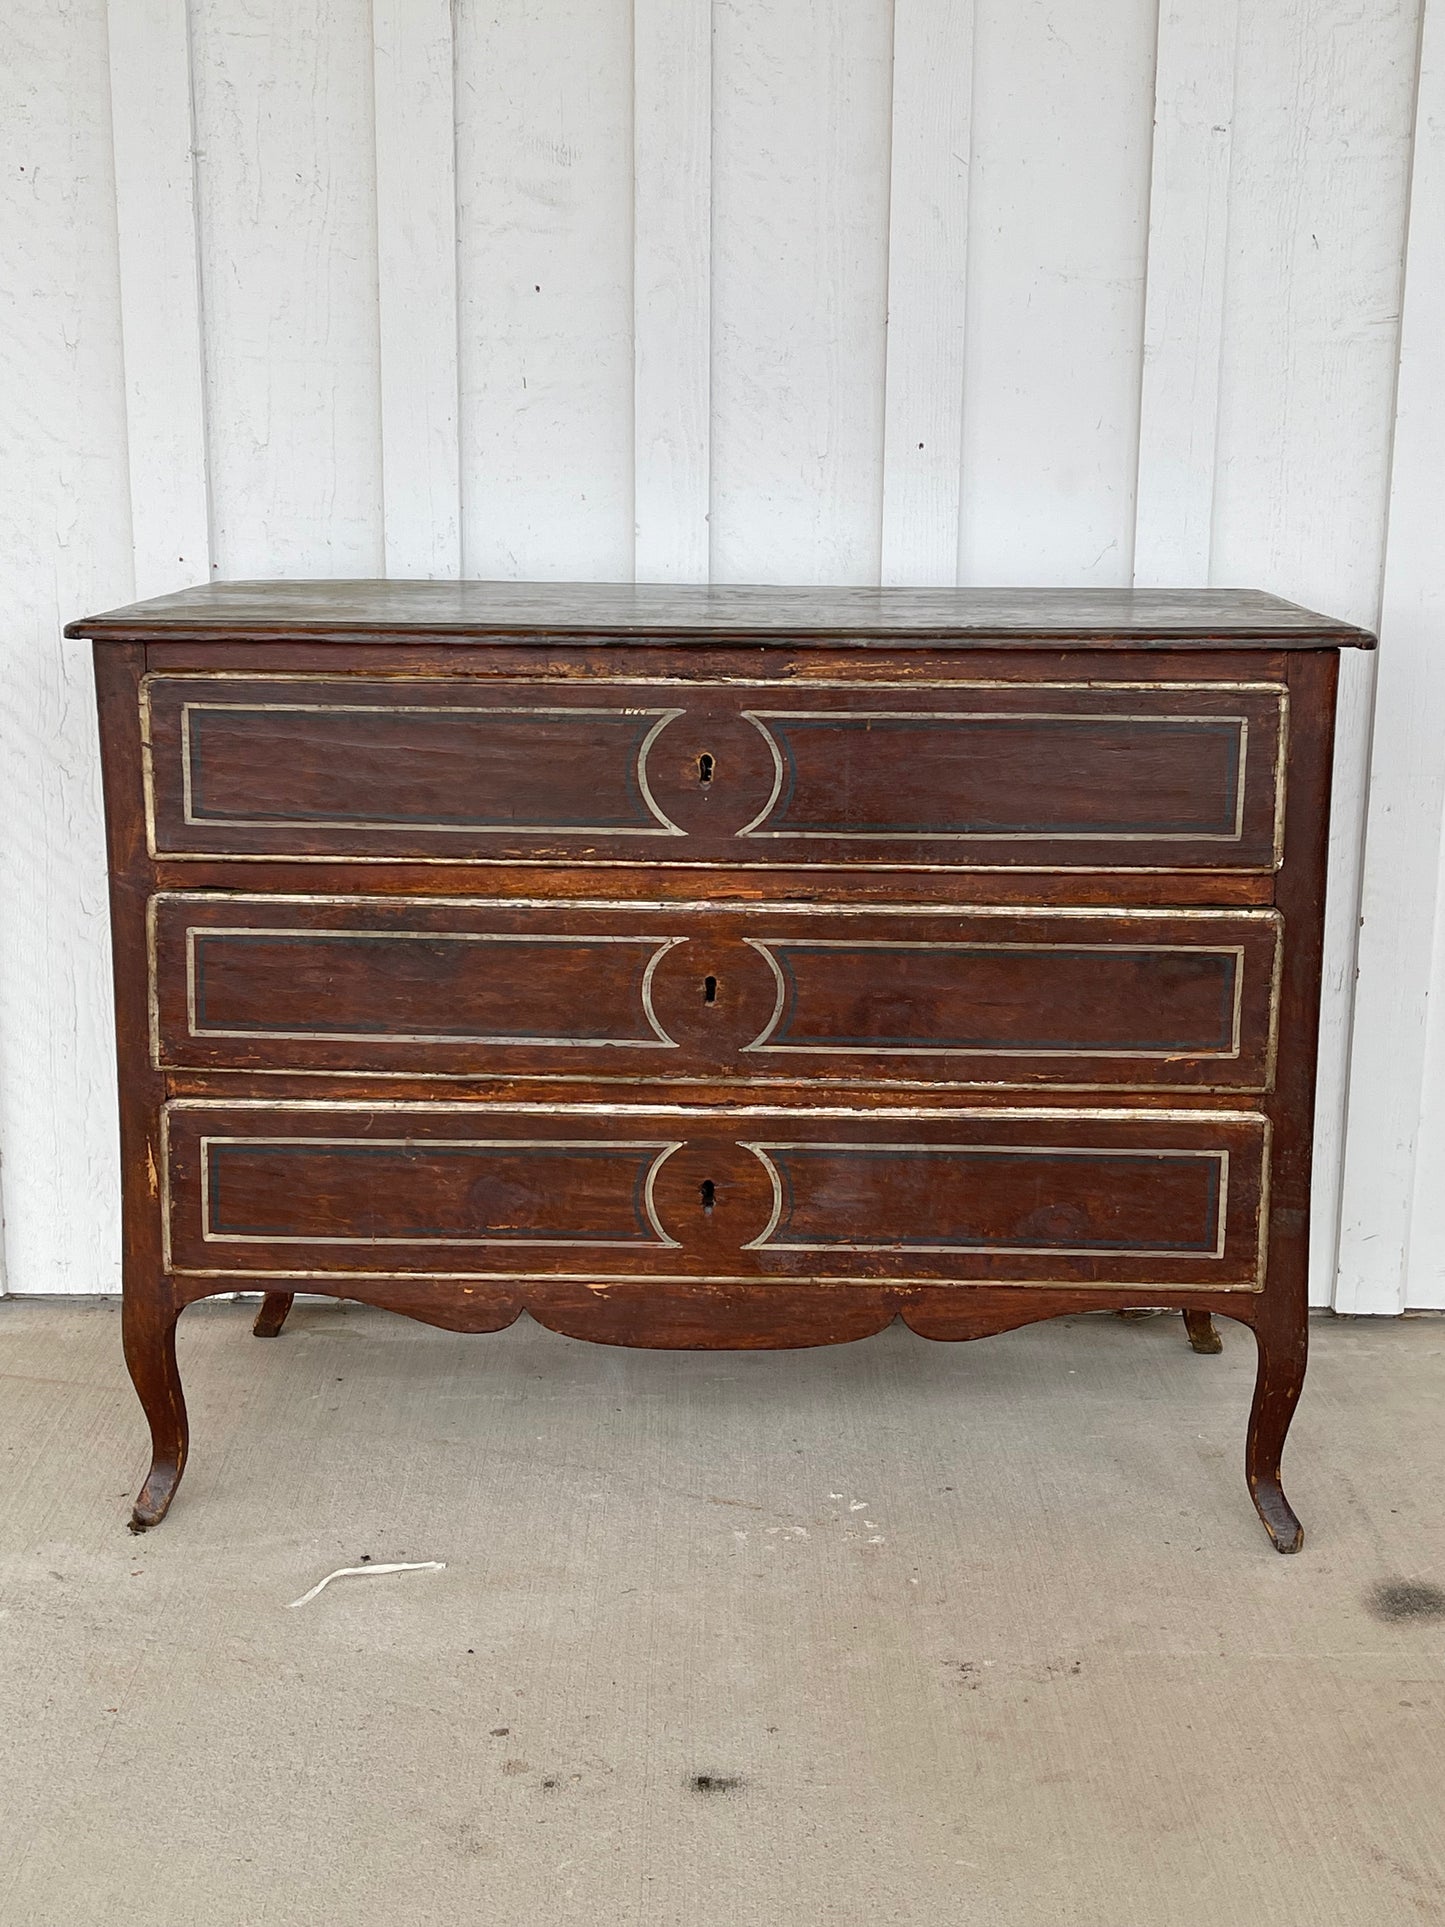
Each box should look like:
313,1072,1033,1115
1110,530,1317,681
285,1561,447,1609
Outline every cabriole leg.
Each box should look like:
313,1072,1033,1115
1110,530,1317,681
1182,1309,1223,1354
1246,1315,1307,1553
252,1291,294,1338
122,1292,189,1532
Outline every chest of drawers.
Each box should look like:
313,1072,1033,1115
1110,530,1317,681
72,582,1374,1547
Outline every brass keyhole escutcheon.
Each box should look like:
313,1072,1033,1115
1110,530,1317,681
697,752,715,785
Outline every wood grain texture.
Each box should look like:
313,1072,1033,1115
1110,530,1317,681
91,600,1349,1545
66,580,1373,642
133,639,1299,680
95,644,182,1527
161,1100,1268,1292
151,894,1282,1092
251,1290,292,1337
168,1271,1260,1352
1240,648,1340,1549
140,671,1290,872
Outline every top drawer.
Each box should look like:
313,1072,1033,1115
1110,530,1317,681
142,675,1287,872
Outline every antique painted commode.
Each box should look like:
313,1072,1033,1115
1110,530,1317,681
70,582,1374,1547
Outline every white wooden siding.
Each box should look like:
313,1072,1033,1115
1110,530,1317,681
0,0,1436,1306
1,0,133,1298
373,0,462,579
633,0,712,582
1211,0,1425,1305
710,0,894,584
190,0,385,579
1338,0,1445,1313
454,0,635,580
879,0,972,587
959,0,1157,589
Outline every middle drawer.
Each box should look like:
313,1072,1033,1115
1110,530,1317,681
151,894,1279,1092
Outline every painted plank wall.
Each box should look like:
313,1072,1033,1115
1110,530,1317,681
0,0,132,1299
1338,0,1445,1313
0,0,1435,1307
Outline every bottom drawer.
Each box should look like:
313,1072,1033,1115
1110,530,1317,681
162,1102,1267,1292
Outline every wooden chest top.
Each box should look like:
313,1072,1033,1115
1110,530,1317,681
68,581,1376,649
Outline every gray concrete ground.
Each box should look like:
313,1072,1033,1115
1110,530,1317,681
0,1296,1442,1927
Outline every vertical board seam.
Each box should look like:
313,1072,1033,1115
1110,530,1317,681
1369,0,1432,636
633,0,712,582
880,0,973,587
876,0,898,590
107,0,213,597
1133,0,1240,587
1336,0,1445,1311
183,0,216,575
373,0,462,578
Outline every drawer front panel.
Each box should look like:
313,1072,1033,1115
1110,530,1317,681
754,1143,1225,1256
144,677,1286,871
201,1139,665,1250
163,1104,1267,1290
152,895,1281,1090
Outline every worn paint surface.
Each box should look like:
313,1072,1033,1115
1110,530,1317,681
0,0,1435,1306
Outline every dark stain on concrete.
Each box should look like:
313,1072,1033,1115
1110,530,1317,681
1369,1580,1445,1623
690,1773,743,1793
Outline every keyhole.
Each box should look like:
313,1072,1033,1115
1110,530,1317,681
699,1179,716,1214
697,752,714,785
703,975,718,1004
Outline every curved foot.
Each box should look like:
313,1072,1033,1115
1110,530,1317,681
252,1291,294,1338
130,1458,185,1533
1183,1309,1223,1355
1250,1476,1304,1554
122,1295,189,1532
1246,1315,1307,1553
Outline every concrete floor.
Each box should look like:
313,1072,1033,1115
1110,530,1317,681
0,1299,1442,1927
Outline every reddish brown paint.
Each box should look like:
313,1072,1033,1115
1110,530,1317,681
78,583,1369,1547
152,895,1282,1091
